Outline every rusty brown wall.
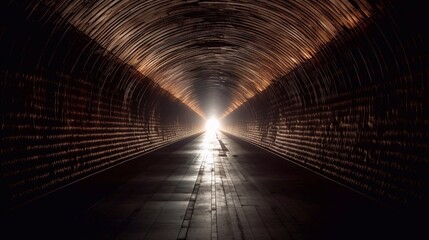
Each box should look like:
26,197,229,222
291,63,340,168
222,3,429,208
0,2,203,210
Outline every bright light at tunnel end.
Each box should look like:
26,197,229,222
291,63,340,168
205,118,220,132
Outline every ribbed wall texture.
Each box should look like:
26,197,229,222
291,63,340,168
0,2,203,210
222,4,429,208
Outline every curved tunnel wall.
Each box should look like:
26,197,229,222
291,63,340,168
0,2,203,210
222,3,429,208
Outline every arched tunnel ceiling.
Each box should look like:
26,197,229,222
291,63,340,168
39,0,380,118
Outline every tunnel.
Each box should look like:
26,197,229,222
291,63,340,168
0,0,428,239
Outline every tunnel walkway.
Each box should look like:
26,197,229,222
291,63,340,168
2,132,423,240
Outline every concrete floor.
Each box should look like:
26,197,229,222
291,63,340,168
1,132,425,239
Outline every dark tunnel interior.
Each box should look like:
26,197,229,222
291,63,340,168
1,0,429,239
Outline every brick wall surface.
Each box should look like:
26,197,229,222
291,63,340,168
0,2,203,210
222,3,429,208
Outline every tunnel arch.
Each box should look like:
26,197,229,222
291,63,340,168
34,0,379,117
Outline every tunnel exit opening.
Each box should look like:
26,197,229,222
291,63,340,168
205,118,220,133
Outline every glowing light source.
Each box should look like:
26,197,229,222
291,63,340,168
205,118,220,132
